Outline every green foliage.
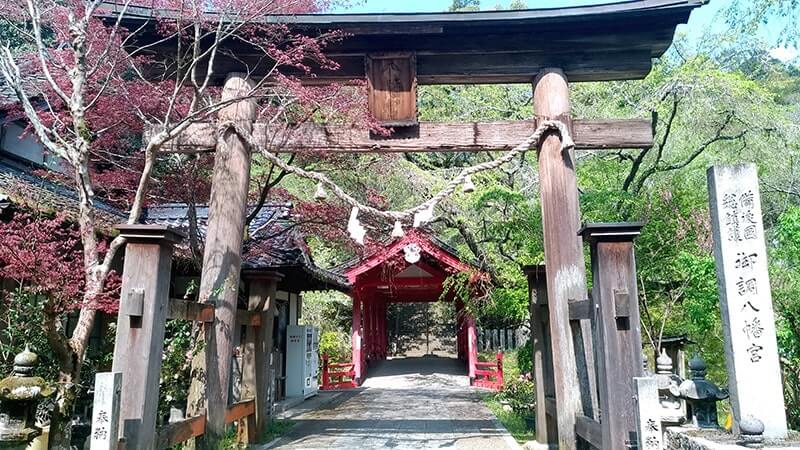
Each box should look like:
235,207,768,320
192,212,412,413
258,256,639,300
772,206,800,429
0,288,58,380
724,0,800,45
261,420,296,443
448,0,479,12
497,375,535,416
319,330,351,362
484,395,536,443
158,320,195,420
516,340,532,376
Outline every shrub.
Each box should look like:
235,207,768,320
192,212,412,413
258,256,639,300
497,374,535,416
516,339,532,376
319,330,351,363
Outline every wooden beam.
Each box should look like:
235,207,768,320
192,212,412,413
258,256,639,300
167,299,215,322
156,416,206,450
567,299,592,321
236,310,262,328
224,400,256,424
152,119,653,154
574,415,602,449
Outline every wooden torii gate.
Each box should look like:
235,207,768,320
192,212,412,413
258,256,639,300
110,2,705,449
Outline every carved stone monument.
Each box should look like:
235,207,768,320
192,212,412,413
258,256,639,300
90,372,121,450
634,377,664,450
707,163,788,438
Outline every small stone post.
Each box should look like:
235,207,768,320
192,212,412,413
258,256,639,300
90,372,122,450
634,377,663,450
707,164,788,438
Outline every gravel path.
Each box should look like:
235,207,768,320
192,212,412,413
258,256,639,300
269,356,520,450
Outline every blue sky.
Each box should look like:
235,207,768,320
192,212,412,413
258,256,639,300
330,0,796,60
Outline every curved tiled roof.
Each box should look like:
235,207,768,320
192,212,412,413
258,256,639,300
141,203,350,290
0,158,127,227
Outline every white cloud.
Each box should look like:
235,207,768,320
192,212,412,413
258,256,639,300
769,45,799,64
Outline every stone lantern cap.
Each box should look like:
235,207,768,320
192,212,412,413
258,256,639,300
0,348,54,402
673,355,729,401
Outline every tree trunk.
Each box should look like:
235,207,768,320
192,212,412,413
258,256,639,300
47,363,80,450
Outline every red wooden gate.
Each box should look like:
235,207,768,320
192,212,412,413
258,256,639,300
473,351,504,390
321,354,358,390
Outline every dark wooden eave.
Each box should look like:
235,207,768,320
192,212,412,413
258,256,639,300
110,0,706,85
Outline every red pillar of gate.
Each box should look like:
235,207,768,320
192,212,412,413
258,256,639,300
351,292,363,383
364,296,373,363
371,298,377,360
385,302,390,358
372,297,378,361
379,300,385,359
380,300,388,359
457,301,467,361
467,316,477,383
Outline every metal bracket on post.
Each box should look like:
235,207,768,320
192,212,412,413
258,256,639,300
125,289,145,318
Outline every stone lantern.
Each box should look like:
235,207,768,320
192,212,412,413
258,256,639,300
674,355,728,429
655,349,685,425
0,348,54,449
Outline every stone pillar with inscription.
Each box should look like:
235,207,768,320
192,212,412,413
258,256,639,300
707,163,788,438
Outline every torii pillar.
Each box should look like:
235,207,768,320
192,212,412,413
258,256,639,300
533,68,598,449
186,72,257,449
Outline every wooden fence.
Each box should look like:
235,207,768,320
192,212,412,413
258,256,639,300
477,327,529,352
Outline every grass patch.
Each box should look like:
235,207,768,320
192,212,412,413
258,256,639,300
262,419,296,443
484,393,536,444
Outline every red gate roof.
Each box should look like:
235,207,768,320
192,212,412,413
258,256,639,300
335,229,479,302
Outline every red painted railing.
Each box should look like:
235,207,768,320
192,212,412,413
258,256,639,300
321,354,358,390
473,351,503,390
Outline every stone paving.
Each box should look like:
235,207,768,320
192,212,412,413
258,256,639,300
269,356,520,450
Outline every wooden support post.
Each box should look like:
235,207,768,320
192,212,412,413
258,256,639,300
352,293,363,382
524,265,558,449
579,223,646,450
111,225,183,450
191,72,257,447
533,68,597,450
467,316,477,384
239,271,282,443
